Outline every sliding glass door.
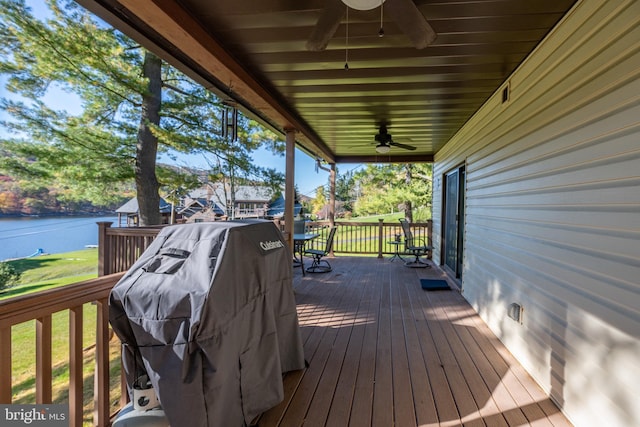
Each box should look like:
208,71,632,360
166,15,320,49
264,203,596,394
443,165,465,278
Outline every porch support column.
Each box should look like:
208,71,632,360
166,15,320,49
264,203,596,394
329,163,336,227
329,163,336,256
284,127,296,256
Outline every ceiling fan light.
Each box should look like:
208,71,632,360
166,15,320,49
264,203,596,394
342,0,385,11
376,143,390,154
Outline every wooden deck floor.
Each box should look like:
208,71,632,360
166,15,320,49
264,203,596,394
259,256,572,427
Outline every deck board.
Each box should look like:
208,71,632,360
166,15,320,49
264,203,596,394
259,256,573,427
348,263,381,427
397,273,439,427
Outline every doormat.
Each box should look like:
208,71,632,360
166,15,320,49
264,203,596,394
420,279,451,291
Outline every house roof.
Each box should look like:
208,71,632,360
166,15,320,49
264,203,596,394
189,183,275,207
233,185,273,202
116,197,173,214
267,195,302,218
177,197,209,217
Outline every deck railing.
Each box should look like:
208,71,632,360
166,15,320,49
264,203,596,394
98,222,161,276
99,219,432,275
280,219,433,258
0,218,432,426
0,273,125,427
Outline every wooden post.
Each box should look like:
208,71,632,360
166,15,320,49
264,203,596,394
120,359,130,409
97,221,113,277
36,315,52,403
0,327,11,403
329,163,336,256
69,306,83,427
377,219,384,259
94,299,110,427
329,163,336,227
427,219,433,259
284,127,296,257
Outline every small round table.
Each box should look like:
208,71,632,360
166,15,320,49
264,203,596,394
387,241,406,262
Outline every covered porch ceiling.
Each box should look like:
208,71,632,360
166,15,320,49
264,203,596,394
79,0,577,164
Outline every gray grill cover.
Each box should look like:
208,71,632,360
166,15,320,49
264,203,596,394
109,221,305,426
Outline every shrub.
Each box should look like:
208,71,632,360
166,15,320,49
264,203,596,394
0,262,21,291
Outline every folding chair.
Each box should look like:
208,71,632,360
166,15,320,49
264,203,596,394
399,218,431,268
304,226,337,273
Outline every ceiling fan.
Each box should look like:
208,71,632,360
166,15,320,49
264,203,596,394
307,0,437,51
374,124,416,153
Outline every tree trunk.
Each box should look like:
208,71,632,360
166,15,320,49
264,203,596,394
135,51,162,226
404,163,413,222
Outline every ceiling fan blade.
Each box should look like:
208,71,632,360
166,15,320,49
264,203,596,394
389,141,417,151
385,0,437,49
306,0,346,51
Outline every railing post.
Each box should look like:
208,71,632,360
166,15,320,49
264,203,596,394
36,315,52,403
329,222,336,257
97,222,113,277
427,219,433,259
120,360,129,409
377,219,384,259
69,306,83,427
0,327,11,403
94,298,110,427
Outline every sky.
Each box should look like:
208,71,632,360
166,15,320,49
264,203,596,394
0,0,365,199
0,75,335,198
158,146,332,198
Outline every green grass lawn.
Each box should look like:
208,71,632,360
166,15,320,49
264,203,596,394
1,248,98,300
340,211,430,223
2,248,121,425
341,212,405,223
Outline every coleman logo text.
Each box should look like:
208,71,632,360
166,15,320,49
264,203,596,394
260,240,285,251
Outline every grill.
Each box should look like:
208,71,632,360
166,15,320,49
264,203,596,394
110,220,305,426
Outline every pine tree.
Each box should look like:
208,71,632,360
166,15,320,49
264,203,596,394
0,0,284,224
353,163,432,220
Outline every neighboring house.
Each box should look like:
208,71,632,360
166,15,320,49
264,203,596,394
177,197,207,218
117,183,278,225
227,185,273,218
178,187,225,220
185,182,276,221
266,195,302,218
431,3,639,426
115,197,174,226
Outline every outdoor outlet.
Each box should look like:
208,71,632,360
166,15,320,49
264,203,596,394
508,302,524,324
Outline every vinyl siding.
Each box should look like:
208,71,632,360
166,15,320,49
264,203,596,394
432,1,640,426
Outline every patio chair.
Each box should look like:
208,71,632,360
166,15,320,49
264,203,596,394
399,218,432,268
304,226,337,273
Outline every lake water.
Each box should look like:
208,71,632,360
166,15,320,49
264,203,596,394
0,215,120,261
